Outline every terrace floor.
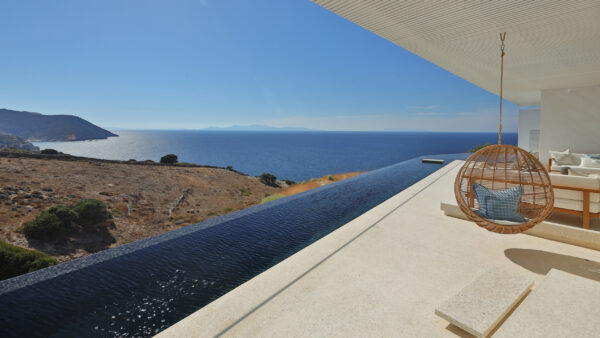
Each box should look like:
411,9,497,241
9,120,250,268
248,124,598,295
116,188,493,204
158,160,600,337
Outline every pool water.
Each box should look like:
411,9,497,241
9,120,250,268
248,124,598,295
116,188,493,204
0,154,467,337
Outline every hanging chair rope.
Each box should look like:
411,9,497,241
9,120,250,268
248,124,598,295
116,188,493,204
498,32,506,145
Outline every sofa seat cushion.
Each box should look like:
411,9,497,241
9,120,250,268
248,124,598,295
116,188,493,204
551,166,600,176
554,198,600,213
581,158,600,168
550,173,600,207
554,189,600,203
550,173,600,188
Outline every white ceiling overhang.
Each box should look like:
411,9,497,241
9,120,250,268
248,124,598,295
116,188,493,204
311,0,600,106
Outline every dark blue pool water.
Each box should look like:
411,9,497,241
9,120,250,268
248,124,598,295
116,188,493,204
0,154,467,337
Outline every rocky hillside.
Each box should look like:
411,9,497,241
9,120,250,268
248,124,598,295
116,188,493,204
0,108,117,141
0,156,285,262
0,132,39,151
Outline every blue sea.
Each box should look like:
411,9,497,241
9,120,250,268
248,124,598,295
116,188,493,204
35,131,517,181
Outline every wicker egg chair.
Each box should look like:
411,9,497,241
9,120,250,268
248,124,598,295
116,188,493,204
454,144,554,234
453,33,554,234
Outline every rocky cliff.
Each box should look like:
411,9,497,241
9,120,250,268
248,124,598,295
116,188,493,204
0,109,117,141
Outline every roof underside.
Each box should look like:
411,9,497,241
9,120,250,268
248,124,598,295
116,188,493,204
312,0,600,106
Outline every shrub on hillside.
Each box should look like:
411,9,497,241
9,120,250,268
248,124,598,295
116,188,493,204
468,143,492,153
41,148,59,155
47,205,78,227
0,241,57,280
73,199,111,226
23,211,65,239
160,154,178,164
260,173,277,187
24,199,111,240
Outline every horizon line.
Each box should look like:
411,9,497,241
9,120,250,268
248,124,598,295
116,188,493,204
103,128,518,133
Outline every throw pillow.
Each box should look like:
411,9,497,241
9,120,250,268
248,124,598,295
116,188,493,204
473,183,527,223
549,149,577,165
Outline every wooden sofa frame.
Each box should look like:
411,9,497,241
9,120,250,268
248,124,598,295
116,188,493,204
547,158,600,228
551,184,600,229
464,173,599,229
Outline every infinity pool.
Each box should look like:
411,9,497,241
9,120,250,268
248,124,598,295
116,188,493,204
0,154,467,337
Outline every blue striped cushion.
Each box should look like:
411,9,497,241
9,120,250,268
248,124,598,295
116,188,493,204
473,183,526,223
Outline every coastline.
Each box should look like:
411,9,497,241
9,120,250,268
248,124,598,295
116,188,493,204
30,130,519,182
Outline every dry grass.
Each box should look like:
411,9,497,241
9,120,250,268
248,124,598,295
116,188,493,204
0,157,282,262
280,172,365,196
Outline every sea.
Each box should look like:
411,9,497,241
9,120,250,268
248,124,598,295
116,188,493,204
34,130,517,182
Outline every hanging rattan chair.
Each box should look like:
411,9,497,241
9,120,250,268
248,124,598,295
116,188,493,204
454,33,554,234
455,144,554,233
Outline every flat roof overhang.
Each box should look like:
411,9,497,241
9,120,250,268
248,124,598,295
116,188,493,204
311,0,600,106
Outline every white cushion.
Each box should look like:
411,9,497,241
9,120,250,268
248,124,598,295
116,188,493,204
550,173,600,189
550,173,600,204
555,190,600,203
550,149,578,165
581,157,600,168
554,198,600,213
573,167,600,175
552,165,600,175
568,168,600,178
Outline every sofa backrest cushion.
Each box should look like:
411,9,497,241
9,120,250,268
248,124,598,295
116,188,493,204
550,149,579,165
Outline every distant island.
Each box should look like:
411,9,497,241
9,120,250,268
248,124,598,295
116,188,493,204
0,108,117,142
205,124,313,132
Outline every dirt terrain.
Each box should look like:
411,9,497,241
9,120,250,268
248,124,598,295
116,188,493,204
280,172,365,196
0,156,284,262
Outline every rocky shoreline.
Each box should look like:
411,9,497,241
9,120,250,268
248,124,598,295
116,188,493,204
0,133,39,151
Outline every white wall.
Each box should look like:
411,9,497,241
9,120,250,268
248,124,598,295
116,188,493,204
518,109,540,152
539,85,600,164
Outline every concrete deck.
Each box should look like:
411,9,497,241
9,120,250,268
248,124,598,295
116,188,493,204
442,198,600,251
158,161,600,337
494,269,600,337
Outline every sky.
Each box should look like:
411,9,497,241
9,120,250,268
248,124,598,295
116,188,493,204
0,0,523,132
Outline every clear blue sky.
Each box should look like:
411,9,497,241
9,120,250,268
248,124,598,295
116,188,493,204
1,0,522,132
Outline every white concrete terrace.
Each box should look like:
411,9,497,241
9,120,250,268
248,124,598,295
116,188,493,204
158,161,600,337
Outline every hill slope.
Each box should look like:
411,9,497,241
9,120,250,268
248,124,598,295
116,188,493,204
0,156,283,262
0,109,117,141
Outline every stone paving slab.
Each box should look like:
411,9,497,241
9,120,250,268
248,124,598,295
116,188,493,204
495,269,600,337
435,269,533,337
